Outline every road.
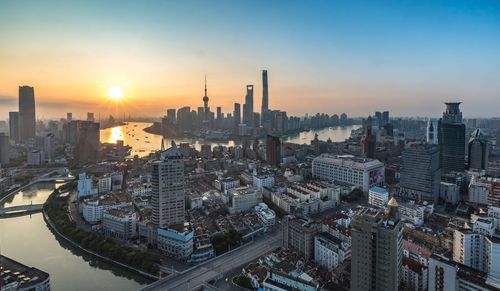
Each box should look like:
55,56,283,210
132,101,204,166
140,231,282,291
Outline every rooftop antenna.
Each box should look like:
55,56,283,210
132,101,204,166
161,138,165,151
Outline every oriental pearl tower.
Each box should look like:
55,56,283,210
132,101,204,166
203,75,209,120
202,76,210,130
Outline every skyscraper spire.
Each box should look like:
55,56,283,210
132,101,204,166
204,74,207,96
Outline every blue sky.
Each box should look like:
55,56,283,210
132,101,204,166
0,0,499,118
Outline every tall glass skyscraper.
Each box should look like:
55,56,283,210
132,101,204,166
243,85,254,127
468,128,488,170
261,70,269,125
399,144,441,202
18,85,36,142
438,102,465,174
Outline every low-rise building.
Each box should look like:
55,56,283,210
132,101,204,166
213,177,240,193
157,225,194,260
440,181,459,205
253,173,275,191
81,195,119,224
312,154,385,192
314,232,351,271
489,206,500,231
103,206,138,240
469,177,491,205
262,271,319,291
399,201,425,226
402,256,427,291
270,182,340,218
77,172,97,198
254,203,276,228
27,150,42,166
368,186,388,208
230,186,262,213
0,255,50,291
428,254,500,291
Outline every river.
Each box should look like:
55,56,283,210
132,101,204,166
0,182,149,291
100,122,361,157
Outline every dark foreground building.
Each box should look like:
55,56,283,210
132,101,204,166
438,102,465,174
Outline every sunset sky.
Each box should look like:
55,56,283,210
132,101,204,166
1,0,499,120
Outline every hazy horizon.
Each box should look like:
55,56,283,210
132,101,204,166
1,0,499,119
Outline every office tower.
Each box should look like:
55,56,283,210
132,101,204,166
87,112,95,122
42,132,55,161
75,121,100,165
166,109,176,123
177,106,192,131
197,107,204,121
8,112,19,143
383,123,394,137
427,118,438,144
233,103,241,125
400,144,441,202
200,144,212,159
375,111,382,128
18,86,36,142
382,111,390,125
151,141,185,228
261,70,269,124
438,102,465,174
243,85,254,127
351,200,403,291
340,113,347,125
0,133,10,166
266,135,281,167
361,116,376,158
216,107,222,127
66,112,72,122
468,128,488,170
275,111,287,133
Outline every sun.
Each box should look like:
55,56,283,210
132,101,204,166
108,86,123,100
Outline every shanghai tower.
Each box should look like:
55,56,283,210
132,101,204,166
18,86,36,142
261,70,269,118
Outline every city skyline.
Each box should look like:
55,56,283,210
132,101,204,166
1,1,500,119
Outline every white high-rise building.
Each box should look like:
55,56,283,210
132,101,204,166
453,228,500,280
151,141,185,228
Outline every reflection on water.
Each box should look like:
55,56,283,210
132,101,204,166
0,183,148,291
284,125,361,144
1,182,62,208
109,126,125,144
100,122,361,157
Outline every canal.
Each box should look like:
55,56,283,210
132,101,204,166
0,182,149,291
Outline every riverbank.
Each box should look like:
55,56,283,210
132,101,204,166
144,123,361,143
43,184,159,281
